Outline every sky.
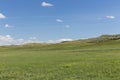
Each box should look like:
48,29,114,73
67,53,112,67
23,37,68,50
0,0,120,45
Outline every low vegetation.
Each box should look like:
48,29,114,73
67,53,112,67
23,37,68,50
0,34,120,80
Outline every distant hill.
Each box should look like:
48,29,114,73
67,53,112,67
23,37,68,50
61,34,120,44
1,34,120,50
82,34,120,43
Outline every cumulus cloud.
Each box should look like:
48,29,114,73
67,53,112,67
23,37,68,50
0,35,40,46
106,16,115,19
56,19,63,23
0,35,15,45
0,35,13,42
0,13,6,19
0,35,27,45
41,2,53,7
0,35,73,46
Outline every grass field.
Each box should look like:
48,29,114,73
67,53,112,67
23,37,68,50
0,36,120,80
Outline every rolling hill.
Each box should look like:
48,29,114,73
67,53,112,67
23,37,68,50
0,34,120,80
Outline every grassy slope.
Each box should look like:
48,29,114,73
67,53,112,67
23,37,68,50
0,36,120,80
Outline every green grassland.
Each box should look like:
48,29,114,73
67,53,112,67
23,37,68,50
0,35,120,80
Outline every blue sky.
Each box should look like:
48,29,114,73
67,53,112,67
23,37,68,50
0,0,120,45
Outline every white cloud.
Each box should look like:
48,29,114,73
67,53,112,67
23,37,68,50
0,35,13,42
57,39,73,42
0,35,40,46
4,24,13,28
0,13,6,19
106,16,115,19
56,19,63,23
0,35,14,45
0,35,73,46
41,2,53,7
47,38,73,43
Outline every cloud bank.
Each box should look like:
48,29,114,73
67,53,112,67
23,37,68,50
0,35,41,46
0,35,73,46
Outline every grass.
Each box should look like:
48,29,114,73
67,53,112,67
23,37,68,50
0,36,120,80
